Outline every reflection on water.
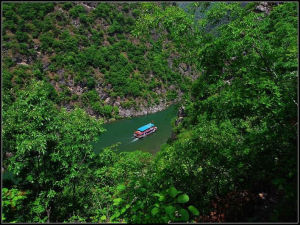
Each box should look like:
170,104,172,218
131,138,139,143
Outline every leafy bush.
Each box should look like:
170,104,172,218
2,188,27,222
69,5,86,18
15,31,29,42
87,77,96,90
62,2,73,11
166,90,177,101
109,185,199,223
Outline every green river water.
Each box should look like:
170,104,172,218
93,104,178,154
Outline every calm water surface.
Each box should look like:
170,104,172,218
93,104,178,154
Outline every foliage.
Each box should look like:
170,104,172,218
109,184,199,223
2,2,188,121
69,5,86,18
2,2,297,223
2,188,27,222
2,80,105,222
150,2,297,222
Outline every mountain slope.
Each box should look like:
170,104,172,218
2,2,197,121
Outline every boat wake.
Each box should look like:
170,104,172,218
131,138,139,143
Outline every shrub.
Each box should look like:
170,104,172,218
62,2,73,11
69,5,86,18
132,9,140,18
101,105,113,117
166,90,178,101
79,13,89,24
15,31,29,42
87,77,96,90
40,32,54,52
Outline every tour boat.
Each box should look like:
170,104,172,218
134,123,157,139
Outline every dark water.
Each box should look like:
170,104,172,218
93,104,178,154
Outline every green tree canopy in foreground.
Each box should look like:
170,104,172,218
2,80,105,222
135,2,298,222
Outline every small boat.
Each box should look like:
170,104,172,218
134,123,157,139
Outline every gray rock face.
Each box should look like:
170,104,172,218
57,69,65,76
71,18,80,28
175,105,186,126
80,2,96,12
118,101,170,118
104,97,111,104
150,29,160,42
114,101,120,107
178,105,186,117
64,103,73,112
43,62,50,71
255,2,276,15
178,63,199,81
26,56,35,64
175,116,184,126
13,56,22,64
179,63,188,72
170,105,186,140
167,57,173,68
58,79,66,85
85,2,98,8
95,87,109,100
17,61,29,66
73,85,84,95
174,105,185,125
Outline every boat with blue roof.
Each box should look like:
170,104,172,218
134,123,157,138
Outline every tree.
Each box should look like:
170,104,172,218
134,2,298,221
2,80,105,222
2,188,27,222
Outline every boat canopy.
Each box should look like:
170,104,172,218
137,123,154,132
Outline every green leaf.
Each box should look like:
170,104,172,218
162,216,169,223
113,198,122,206
100,215,106,221
26,175,33,182
140,188,146,193
168,186,182,198
151,207,159,216
153,193,165,202
47,190,56,198
177,194,189,203
165,205,176,216
179,208,189,221
188,205,199,216
111,211,120,220
116,184,126,192
120,207,127,214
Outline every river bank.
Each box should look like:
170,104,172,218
102,97,182,123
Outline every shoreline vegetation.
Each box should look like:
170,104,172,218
3,1,194,123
